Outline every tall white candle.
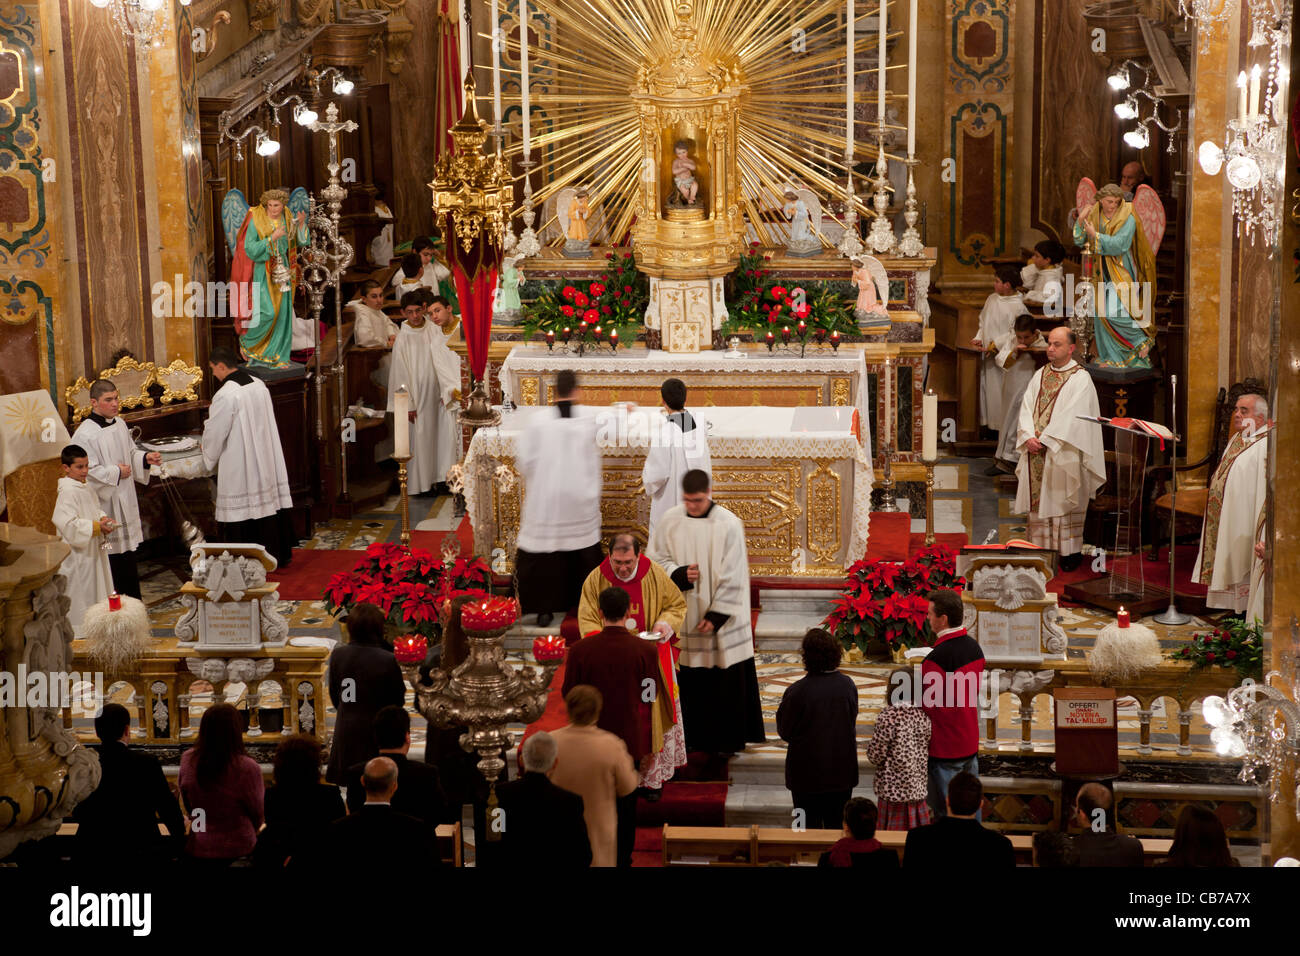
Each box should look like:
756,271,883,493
520,0,531,160
393,386,410,459
883,357,892,444
877,0,886,128
847,0,855,158
491,0,502,134
906,0,917,158
459,0,470,110
1237,71,1248,125
922,388,937,460
1248,64,1261,120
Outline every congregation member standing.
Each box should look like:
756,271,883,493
387,290,461,497
345,705,447,829
52,445,116,636
776,628,859,829
866,668,932,831
641,377,711,538
326,603,406,785
202,347,295,566
71,379,162,597
495,732,592,868
1014,326,1105,571
920,589,984,819
647,469,764,755
312,757,440,871
515,370,604,627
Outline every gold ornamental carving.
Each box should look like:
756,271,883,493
806,459,841,565
832,378,851,407
430,74,513,254
519,377,539,406
349,0,416,73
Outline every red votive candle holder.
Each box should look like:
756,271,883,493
765,331,775,349
545,330,555,347
781,326,790,342
593,325,602,339
815,327,826,342
394,634,428,663
1117,606,1130,629
108,592,122,611
609,329,618,349
461,596,519,631
797,320,807,335
532,634,566,662
562,326,571,341
579,320,588,332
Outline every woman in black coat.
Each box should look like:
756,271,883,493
255,734,346,867
326,602,406,785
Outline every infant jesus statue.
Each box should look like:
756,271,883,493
671,139,699,206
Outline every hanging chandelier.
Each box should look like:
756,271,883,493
88,0,190,48
1201,666,1300,821
429,72,513,255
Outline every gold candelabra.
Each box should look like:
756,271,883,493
395,454,412,547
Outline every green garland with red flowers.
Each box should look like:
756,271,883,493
322,543,493,640
722,244,856,340
522,250,649,347
1170,617,1264,681
823,545,967,655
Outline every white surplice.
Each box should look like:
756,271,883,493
390,260,451,292
201,372,293,523
1021,263,1064,310
348,301,398,348
976,292,1029,428
994,332,1045,465
386,321,462,495
647,502,752,670
71,414,150,553
52,476,114,637
1014,359,1105,522
515,404,603,552
1192,428,1270,615
641,409,712,538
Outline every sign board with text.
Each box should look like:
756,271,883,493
1053,687,1119,777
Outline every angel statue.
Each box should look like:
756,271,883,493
782,188,821,257
1073,178,1165,370
850,255,891,331
223,187,311,368
494,254,523,324
563,188,592,258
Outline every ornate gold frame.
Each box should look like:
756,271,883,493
154,358,202,404
99,356,156,412
64,376,94,425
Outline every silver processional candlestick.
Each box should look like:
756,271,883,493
1154,373,1191,626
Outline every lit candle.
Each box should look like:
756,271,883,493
1118,606,1130,629
579,320,588,332
1237,71,1248,125
609,329,618,349
922,387,937,460
883,357,893,439
545,329,555,347
593,325,602,339
108,592,122,611
491,0,502,135
846,0,855,159
782,325,791,342
562,326,571,341
907,0,917,158
798,320,807,335
520,0,530,160
393,385,410,459
1248,64,1261,120
459,0,471,112
877,0,887,128
765,330,775,348
831,330,840,349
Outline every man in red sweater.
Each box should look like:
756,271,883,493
920,589,985,819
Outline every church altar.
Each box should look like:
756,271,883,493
463,405,871,576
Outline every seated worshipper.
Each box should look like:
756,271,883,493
990,314,1047,476
1033,830,1079,868
817,798,900,869
866,668,932,831
392,251,426,299
648,468,765,755
776,628,860,830
348,279,397,348
1020,239,1066,310
179,703,265,866
391,236,454,299
576,534,687,794
386,290,461,497
73,703,185,865
970,264,1029,438
515,369,604,628
202,347,295,566
1014,327,1105,571
421,286,461,342
550,685,640,868
641,378,712,538
495,732,593,868
1120,160,1146,199
902,771,1015,869
325,603,406,785
1157,805,1237,868
71,379,162,597
1192,391,1271,619
52,444,116,637
255,734,345,869
345,705,447,828
306,757,440,872
1071,781,1143,867
921,589,984,819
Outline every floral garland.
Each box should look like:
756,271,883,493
1169,617,1264,681
823,545,966,654
722,244,855,339
522,250,648,347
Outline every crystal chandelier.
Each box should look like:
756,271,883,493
1201,668,1300,821
88,0,190,48
1178,0,1238,53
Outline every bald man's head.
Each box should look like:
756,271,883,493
362,756,399,801
1120,162,1145,192
1076,782,1114,830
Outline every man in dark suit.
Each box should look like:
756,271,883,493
1072,781,1144,866
346,705,447,828
73,703,185,864
903,771,1015,868
313,757,439,870
495,732,592,868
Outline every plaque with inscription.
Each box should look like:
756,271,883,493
1054,687,1119,776
199,600,261,648
975,610,1043,663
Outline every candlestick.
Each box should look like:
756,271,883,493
765,330,775,349
1118,606,1130,629
545,330,555,349
520,0,530,159
396,454,412,547
1237,71,1248,125
1248,64,1261,120
847,0,855,159
830,329,840,350
897,158,924,257
922,386,937,460
906,0,917,158
922,458,935,544
884,356,893,426
877,0,886,125
393,385,410,459
490,0,502,135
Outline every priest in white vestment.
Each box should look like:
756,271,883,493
642,378,711,538
993,315,1045,473
1014,327,1105,570
1020,239,1066,312
71,380,162,598
1192,393,1271,617
647,468,765,755
514,370,605,628
52,445,116,637
971,265,1029,432
386,291,461,496
202,347,295,566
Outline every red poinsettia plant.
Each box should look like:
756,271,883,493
322,543,493,640
824,545,966,655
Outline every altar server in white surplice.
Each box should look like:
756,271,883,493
1192,392,1271,617
71,379,162,598
1014,327,1105,571
642,378,712,538
514,370,605,628
993,315,1046,473
647,469,765,755
971,265,1029,431
52,445,116,637
386,291,461,496
202,347,295,566
1020,239,1066,311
